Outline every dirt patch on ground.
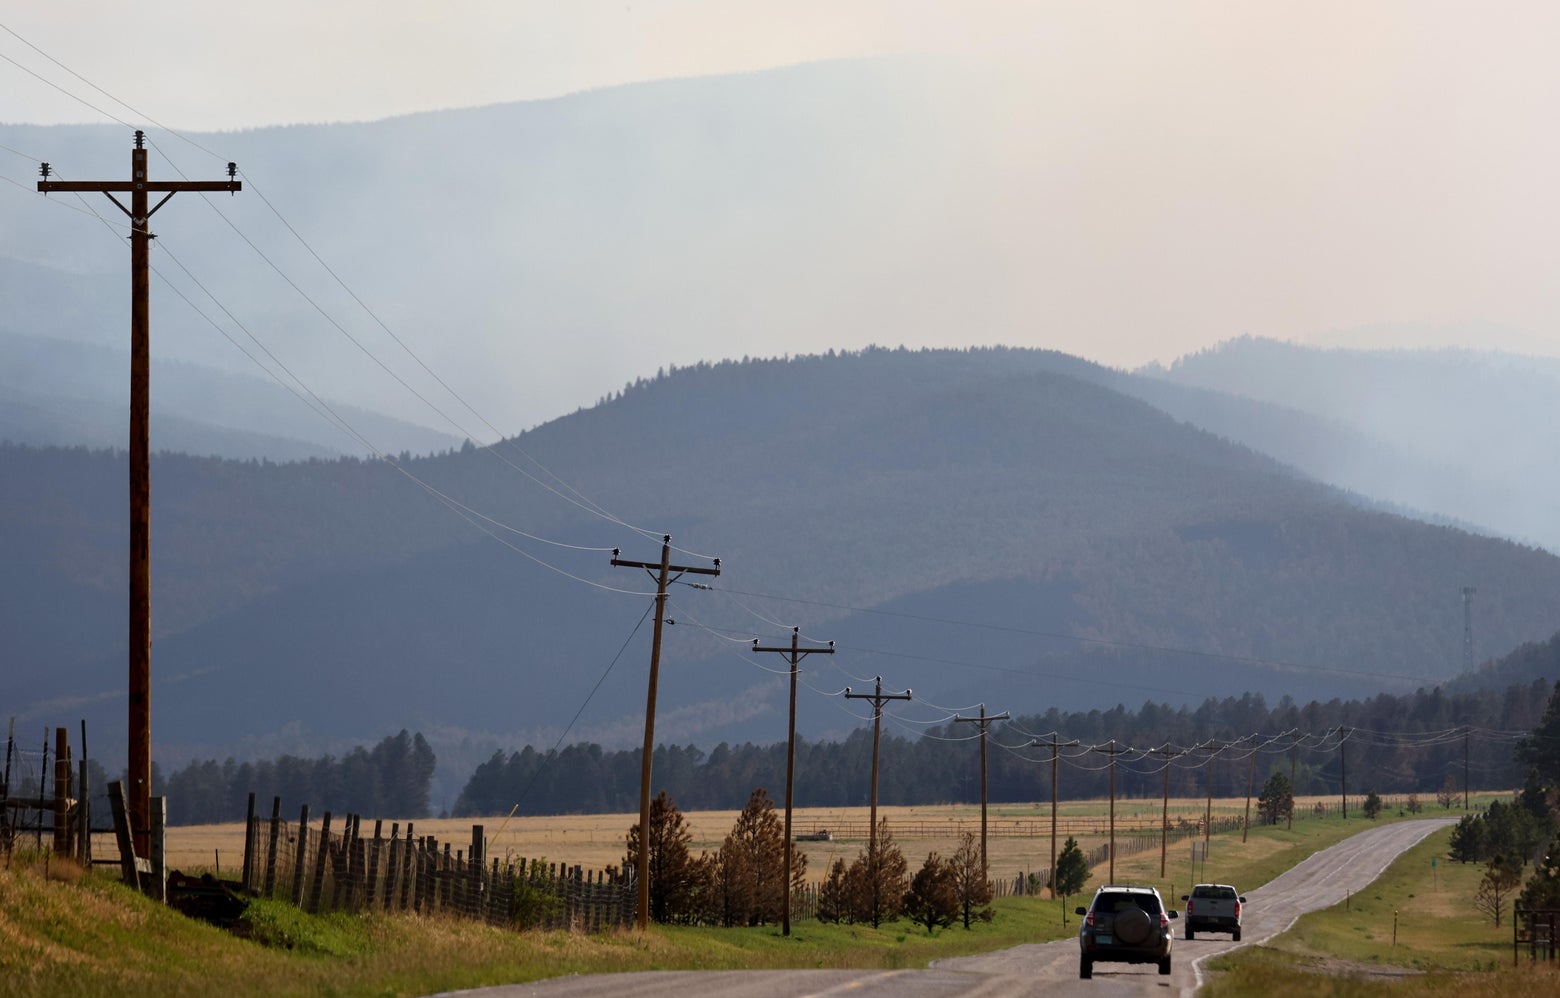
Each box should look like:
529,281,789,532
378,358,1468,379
1297,956,1424,980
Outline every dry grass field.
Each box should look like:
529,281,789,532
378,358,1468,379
163,793,1386,884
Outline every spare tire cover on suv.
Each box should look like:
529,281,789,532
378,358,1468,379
1113,905,1152,944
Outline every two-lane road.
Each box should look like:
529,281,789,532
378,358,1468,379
444,818,1455,998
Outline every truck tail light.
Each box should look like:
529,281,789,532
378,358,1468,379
1234,901,1241,918
1186,900,1194,915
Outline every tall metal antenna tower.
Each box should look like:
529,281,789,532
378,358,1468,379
1462,586,1477,672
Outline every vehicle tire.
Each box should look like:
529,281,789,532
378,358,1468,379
1159,956,1172,976
1185,927,1195,940
1115,906,1152,945
1232,929,1242,942
1080,957,1093,979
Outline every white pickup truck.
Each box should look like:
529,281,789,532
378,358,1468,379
1180,883,1246,940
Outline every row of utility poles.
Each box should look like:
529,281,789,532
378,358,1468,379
607,537,1377,933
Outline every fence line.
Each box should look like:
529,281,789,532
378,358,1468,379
241,796,635,931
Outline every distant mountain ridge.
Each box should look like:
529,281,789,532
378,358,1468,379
0,333,464,459
4,347,1558,808
1140,336,1560,553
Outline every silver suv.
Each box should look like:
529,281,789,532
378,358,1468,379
1075,884,1177,979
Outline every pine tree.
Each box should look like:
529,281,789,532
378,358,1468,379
1054,835,1090,902
903,853,958,934
1257,771,1294,826
950,831,994,928
713,788,801,926
623,790,698,924
1476,855,1522,926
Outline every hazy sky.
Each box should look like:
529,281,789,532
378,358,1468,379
6,1,1560,414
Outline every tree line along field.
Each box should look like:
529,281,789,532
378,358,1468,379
162,793,1486,886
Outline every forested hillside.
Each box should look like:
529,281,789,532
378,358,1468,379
9,347,1560,805
156,676,1545,823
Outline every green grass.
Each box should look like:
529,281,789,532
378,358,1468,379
1203,824,1560,995
0,804,1528,997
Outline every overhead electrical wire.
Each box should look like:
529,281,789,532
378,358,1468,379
0,22,671,550
3,27,1548,752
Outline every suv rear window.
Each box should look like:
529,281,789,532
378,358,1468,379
1095,892,1162,915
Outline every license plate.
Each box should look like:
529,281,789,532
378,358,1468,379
1096,934,1112,945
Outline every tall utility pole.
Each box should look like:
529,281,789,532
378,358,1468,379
1339,726,1350,819
1242,738,1257,843
1198,740,1224,853
38,132,240,859
611,536,720,930
1289,740,1298,832
844,677,911,928
752,627,832,936
1030,735,1078,897
1463,726,1470,811
1148,744,1178,878
1091,740,1128,883
952,705,1008,874
1462,587,1477,673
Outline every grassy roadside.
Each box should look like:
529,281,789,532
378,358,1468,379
1203,825,1560,996
0,805,1511,997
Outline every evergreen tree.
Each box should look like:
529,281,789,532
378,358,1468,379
1476,855,1522,926
903,853,958,934
713,788,800,926
950,831,995,928
1363,790,1384,820
1450,813,1488,863
623,790,698,924
1054,835,1090,901
817,858,853,924
1257,771,1294,826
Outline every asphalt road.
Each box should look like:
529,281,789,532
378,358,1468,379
433,817,1456,998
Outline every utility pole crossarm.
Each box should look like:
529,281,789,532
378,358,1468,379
953,706,1009,874
752,626,833,937
35,130,242,868
39,179,241,194
843,677,911,929
610,536,720,932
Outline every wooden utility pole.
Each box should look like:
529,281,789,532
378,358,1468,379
845,677,911,927
1289,741,1298,832
1030,735,1078,898
1339,726,1349,820
1148,743,1178,878
38,132,240,859
1242,739,1257,843
1463,726,1470,811
1199,740,1224,854
611,536,720,930
1091,740,1129,883
752,626,832,936
952,705,1008,874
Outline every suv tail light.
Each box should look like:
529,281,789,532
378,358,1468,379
1085,909,1096,927
1159,911,1171,928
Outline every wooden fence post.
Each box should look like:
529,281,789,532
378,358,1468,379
291,804,310,907
148,796,167,902
309,811,333,914
367,819,383,910
240,792,257,892
107,780,139,890
470,825,485,921
263,797,281,898
386,822,401,911
76,757,90,866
